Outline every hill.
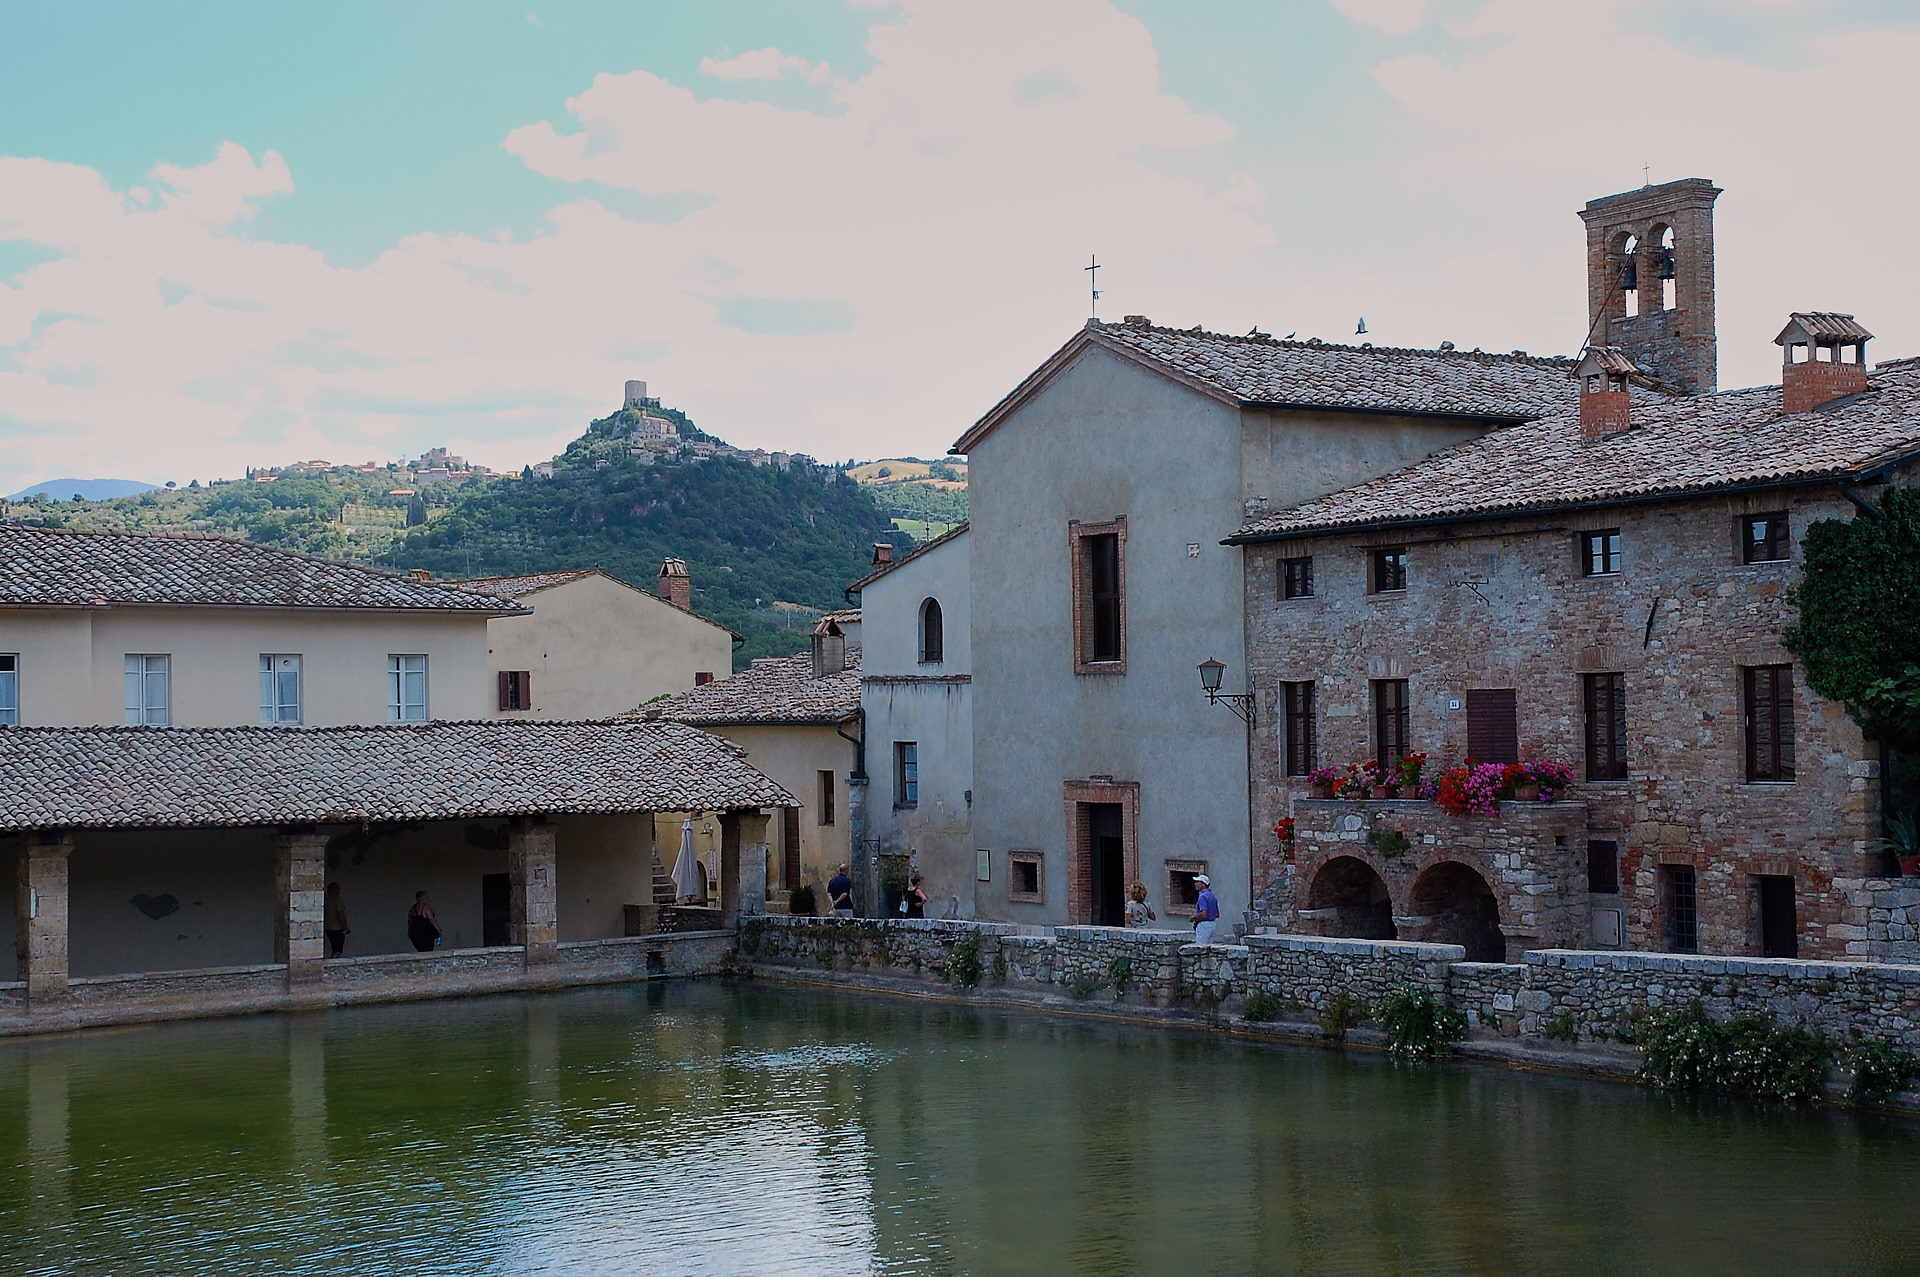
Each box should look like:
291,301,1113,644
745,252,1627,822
8,478,158,502
378,409,910,667
848,456,968,536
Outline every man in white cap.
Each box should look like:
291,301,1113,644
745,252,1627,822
1191,873,1221,944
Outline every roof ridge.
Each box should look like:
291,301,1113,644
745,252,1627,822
1102,320,1577,368
0,520,471,590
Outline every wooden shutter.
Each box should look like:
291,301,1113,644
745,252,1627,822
520,673,530,710
498,670,512,711
783,808,802,888
1466,689,1518,764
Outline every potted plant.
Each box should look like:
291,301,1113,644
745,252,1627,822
1273,816,1297,861
1394,750,1428,794
1527,760,1574,802
1869,810,1920,878
789,884,818,917
1307,766,1341,800
1336,763,1372,801
878,854,911,916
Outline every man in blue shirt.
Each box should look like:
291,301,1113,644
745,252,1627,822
1192,873,1220,944
827,863,855,918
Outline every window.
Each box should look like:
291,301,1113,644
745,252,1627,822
1372,679,1410,761
1661,864,1698,954
388,654,429,722
0,654,16,726
1581,530,1621,576
1588,841,1620,894
1371,546,1408,593
1465,689,1518,764
894,741,918,807
1759,875,1797,959
1070,518,1126,672
1166,859,1208,917
1743,512,1789,564
695,671,715,686
782,809,801,888
498,670,532,712
1008,850,1045,904
1744,664,1795,783
260,654,302,724
123,654,170,725
1281,556,1315,600
1282,681,1317,776
1583,673,1628,780
919,597,944,664
818,770,836,826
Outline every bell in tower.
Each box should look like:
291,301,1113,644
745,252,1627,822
1577,178,1722,395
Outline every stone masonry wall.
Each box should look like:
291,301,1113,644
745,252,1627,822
1245,486,1882,961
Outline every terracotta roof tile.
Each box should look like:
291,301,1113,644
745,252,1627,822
645,650,860,726
0,719,795,831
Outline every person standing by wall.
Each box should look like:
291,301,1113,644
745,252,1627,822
828,864,855,919
1124,881,1157,928
324,882,351,957
1192,874,1220,944
407,891,442,953
902,872,928,920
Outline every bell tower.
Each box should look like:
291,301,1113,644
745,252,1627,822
1577,178,1721,395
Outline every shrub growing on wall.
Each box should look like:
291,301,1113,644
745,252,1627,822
1637,1002,1832,1105
1375,985,1467,1058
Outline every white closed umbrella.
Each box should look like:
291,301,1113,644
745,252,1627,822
672,819,700,903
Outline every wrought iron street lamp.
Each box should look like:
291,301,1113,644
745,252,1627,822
1198,657,1256,728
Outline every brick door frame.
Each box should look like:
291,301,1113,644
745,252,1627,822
1063,778,1140,924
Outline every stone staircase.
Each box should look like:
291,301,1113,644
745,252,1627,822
651,846,678,905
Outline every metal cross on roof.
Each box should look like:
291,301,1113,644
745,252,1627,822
1086,254,1101,319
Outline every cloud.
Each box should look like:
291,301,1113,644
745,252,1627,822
699,47,837,85
150,141,294,226
1329,0,1430,36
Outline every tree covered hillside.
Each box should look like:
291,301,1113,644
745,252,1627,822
382,412,910,667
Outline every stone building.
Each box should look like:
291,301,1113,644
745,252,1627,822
1229,325,1920,961
847,524,973,918
953,316,1601,930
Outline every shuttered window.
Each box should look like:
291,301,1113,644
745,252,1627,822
1743,513,1790,564
498,670,532,711
783,808,802,888
1281,556,1314,599
1583,673,1628,780
1371,547,1408,593
1283,682,1316,776
1744,664,1796,782
1465,689,1518,765
1372,679,1411,761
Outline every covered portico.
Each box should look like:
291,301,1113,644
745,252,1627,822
0,719,792,1033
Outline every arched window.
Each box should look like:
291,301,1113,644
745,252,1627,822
919,598,944,664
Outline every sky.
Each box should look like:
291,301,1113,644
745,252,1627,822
2,0,1918,488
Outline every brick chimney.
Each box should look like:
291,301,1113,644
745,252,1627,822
811,616,846,680
657,557,690,608
870,543,893,566
1777,313,1872,413
1573,346,1637,439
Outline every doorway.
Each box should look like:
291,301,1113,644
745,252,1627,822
1759,875,1797,958
1086,802,1125,927
482,872,511,947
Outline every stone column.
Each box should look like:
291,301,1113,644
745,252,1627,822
845,776,871,916
509,819,558,966
719,810,771,927
17,833,71,1010
275,830,329,987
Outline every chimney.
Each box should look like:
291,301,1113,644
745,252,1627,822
1777,312,1872,413
811,617,846,680
1573,346,1636,439
624,380,649,408
657,557,691,609
870,542,893,566
409,568,433,581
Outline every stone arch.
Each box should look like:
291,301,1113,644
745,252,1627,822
1303,856,1396,940
1409,861,1505,962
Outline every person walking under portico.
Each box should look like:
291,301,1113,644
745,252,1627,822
1192,874,1220,945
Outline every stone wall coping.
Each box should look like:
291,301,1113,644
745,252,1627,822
1244,933,1467,961
1056,925,1194,945
1524,948,1920,980
559,930,730,951
1451,961,1525,973
1180,944,1251,959
71,962,284,987
756,915,1025,937
0,981,20,992
326,945,524,969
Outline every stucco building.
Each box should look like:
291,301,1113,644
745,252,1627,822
953,317,1595,930
460,564,737,719
1230,321,1919,961
849,526,973,918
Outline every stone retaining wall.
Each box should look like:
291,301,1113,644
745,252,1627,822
1835,877,1920,964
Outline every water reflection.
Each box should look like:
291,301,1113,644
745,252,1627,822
0,983,1915,1274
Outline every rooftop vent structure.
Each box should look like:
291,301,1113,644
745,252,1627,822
1777,312,1872,413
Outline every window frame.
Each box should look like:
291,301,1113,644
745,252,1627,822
1370,546,1408,594
1580,529,1622,577
387,654,430,723
1661,864,1699,954
123,653,171,726
1281,555,1315,600
1588,840,1621,895
1008,850,1045,904
1165,858,1208,918
1069,517,1127,674
1583,672,1628,781
1465,688,1519,766
1742,512,1790,564
894,740,919,808
259,653,303,725
818,770,836,826
0,653,17,727
1282,681,1317,777
1372,678,1411,761
1743,663,1796,783
498,670,533,712
919,597,945,665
